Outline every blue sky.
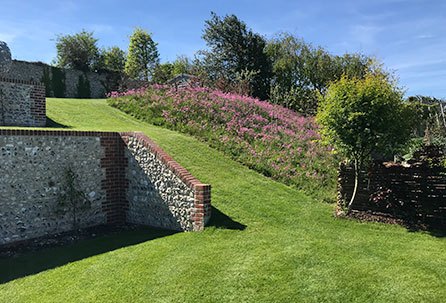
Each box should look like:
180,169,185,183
1,0,445,98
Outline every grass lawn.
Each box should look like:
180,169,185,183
0,98,445,302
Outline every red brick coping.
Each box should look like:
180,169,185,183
0,129,211,231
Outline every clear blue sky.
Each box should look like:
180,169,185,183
1,0,445,98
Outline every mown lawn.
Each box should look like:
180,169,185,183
0,98,445,302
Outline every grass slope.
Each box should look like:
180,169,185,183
0,98,445,302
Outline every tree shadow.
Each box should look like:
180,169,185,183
0,226,176,284
207,206,246,230
46,116,71,128
406,223,446,238
426,229,446,238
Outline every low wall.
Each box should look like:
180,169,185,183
0,78,46,127
339,162,446,227
0,129,211,246
121,132,211,231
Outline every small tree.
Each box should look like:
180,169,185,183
316,73,417,213
57,168,91,231
125,27,159,81
54,30,100,72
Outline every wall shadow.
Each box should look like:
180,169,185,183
207,206,246,230
46,116,71,128
0,226,176,284
126,151,185,231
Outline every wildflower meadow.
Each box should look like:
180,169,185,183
108,85,339,199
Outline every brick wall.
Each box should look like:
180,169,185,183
100,133,128,224
0,77,46,127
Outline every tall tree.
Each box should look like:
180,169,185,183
266,32,380,115
200,12,272,100
125,27,159,81
55,30,100,72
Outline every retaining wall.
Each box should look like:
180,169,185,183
121,132,211,231
0,77,46,127
0,129,211,246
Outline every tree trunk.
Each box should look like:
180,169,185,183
346,158,359,214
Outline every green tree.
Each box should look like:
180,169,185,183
172,55,193,76
316,72,417,213
199,12,272,100
125,27,159,81
55,30,100,72
151,62,174,84
94,46,126,72
266,32,380,115
57,168,91,231
407,95,446,139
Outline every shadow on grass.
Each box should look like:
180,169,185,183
207,206,246,230
46,116,71,128
0,226,176,284
406,225,446,238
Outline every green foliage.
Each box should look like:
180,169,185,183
151,62,174,84
56,167,91,230
199,12,272,100
40,66,66,97
41,66,52,96
406,95,446,140
51,66,66,98
76,74,91,98
55,30,100,72
317,73,417,212
266,33,380,115
172,55,194,75
318,73,416,162
99,46,126,72
125,27,159,81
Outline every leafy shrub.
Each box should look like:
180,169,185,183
76,74,91,98
108,85,339,199
51,66,66,98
